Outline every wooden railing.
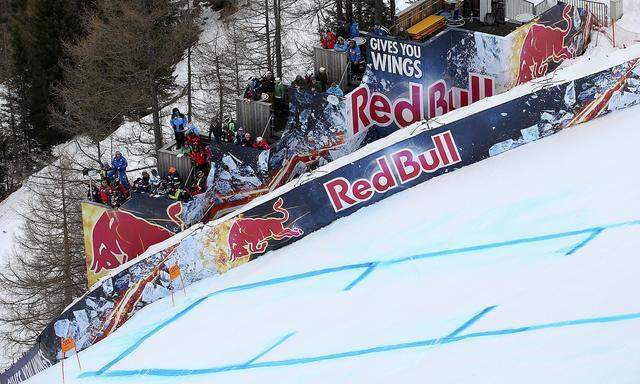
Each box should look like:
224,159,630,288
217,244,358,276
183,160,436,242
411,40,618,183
393,0,446,32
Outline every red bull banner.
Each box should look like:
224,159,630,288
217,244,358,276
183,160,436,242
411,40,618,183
82,194,185,286
350,3,592,138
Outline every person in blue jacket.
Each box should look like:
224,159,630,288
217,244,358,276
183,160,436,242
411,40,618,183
171,112,188,149
186,119,200,136
327,82,344,97
334,36,348,52
108,151,130,189
348,18,360,38
373,23,389,36
348,40,365,79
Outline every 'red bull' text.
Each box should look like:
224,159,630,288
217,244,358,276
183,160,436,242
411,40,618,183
324,130,461,212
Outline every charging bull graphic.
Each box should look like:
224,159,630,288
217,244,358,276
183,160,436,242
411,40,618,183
517,5,576,84
90,210,174,274
228,198,304,261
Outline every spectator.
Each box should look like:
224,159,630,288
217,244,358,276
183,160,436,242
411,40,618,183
133,171,152,193
373,23,390,36
327,82,344,97
191,170,208,196
226,116,236,136
336,17,349,39
315,67,329,92
150,169,161,190
274,77,287,113
348,40,365,78
261,72,276,102
108,151,130,189
253,136,270,150
110,178,129,206
186,119,200,136
397,27,411,40
320,29,337,49
235,127,245,144
348,18,360,38
334,36,348,52
98,180,112,204
209,117,221,141
88,184,100,202
190,145,208,175
165,167,183,200
241,132,254,147
171,110,187,150
292,75,306,89
304,70,315,90
99,162,112,182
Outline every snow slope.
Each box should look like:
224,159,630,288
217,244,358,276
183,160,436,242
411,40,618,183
24,103,640,384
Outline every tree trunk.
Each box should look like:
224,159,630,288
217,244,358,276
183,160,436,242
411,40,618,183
390,0,395,27
215,54,224,126
150,82,163,151
375,0,382,24
59,166,72,306
337,0,343,19
187,46,192,120
274,0,283,78
264,0,272,73
345,0,353,20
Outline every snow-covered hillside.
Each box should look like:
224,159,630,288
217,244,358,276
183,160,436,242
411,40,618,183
23,101,640,384
1,0,639,371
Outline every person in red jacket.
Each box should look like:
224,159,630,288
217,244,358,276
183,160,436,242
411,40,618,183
320,30,337,49
252,136,270,150
190,145,209,175
191,170,208,196
98,180,112,204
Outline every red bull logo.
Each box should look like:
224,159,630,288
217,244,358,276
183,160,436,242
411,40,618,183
90,210,173,274
228,198,304,261
517,5,575,84
324,130,461,212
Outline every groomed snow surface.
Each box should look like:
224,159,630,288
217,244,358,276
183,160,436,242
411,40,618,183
24,103,640,383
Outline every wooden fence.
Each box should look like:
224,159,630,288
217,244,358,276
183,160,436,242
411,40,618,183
314,47,349,89
505,0,554,22
235,98,273,139
393,0,446,32
157,141,194,180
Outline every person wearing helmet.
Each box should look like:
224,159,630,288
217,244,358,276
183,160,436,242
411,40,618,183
253,136,270,150
315,67,328,92
165,167,184,200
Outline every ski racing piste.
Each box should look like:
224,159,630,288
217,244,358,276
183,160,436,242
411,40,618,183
20,61,640,384
3,39,640,383
78,3,593,279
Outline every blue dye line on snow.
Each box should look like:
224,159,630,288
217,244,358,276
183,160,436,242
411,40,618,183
243,332,296,366
343,262,378,291
565,228,605,255
95,263,370,375
80,310,640,379
90,219,640,377
446,305,497,338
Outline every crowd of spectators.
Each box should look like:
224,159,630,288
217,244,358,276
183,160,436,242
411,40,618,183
213,115,271,150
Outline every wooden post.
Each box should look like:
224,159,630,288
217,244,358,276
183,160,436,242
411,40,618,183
61,337,81,382
612,17,616,48
169,264,185,305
